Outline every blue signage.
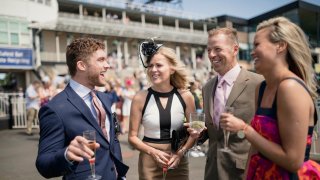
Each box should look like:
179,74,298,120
0,48,33,69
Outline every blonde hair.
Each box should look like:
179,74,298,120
208,27,239,45
257,17,318,99
148,46,190,89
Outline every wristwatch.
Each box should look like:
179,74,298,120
237,123,248,139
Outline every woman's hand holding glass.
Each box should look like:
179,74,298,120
167,150,184,169
220,112,246,133
185,112,207,139
219,107,234,152
150,148,171,168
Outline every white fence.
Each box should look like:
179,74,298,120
0,93,39,129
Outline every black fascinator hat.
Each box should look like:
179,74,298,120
139,38,163,68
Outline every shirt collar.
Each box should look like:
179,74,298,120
69,79,92,99
218,64,241,86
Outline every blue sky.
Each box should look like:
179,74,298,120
182,0,320,19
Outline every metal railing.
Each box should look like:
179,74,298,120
57,12,207,45
0,93,39,129
0,94,9,118
70,0,206,20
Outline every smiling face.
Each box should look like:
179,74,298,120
207,33,238,76
83,49,110,88
147,53,174,86
251,28,279,75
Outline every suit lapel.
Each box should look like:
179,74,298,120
226,69,248,106
209,77,218,120
64,85,109,145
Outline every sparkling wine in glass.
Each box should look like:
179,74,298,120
189,112,205,156
190,112,206,133
219,106,234,152
83,130,101,180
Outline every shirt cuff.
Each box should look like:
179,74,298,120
64,147,74,165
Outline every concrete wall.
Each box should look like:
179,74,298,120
42,31,56,52
0,0,58,23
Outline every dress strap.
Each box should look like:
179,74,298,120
172,88,186,112
142,88,153,116
257,81,267,107
257,81,277,112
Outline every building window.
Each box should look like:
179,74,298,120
9,22,19,33
0,32,8,44
239,49,250,61
0,20,7,31
20,23,29,34
0,18,31,46
0,20,8,44
10,33,19,45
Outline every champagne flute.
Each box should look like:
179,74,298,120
162,152,173,180
189,112,206,156
83,130,101,180
162,162,168,180
219,106,234,152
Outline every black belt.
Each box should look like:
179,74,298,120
142,136,172,144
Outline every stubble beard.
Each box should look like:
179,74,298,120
88,72,106,87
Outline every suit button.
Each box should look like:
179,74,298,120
111,167,114,171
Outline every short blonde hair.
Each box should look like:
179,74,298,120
257,16,317,99
147,46,190,89
208,27,239,45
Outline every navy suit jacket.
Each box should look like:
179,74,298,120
36,84,129,180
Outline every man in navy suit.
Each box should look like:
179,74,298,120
36,37,129,180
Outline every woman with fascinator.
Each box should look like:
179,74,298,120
128,39,196,180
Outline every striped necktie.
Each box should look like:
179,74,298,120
91,91,109,141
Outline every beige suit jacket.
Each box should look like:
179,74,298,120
202,68,263,180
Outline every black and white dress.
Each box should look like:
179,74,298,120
138,87,189,180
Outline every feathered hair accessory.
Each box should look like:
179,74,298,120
138,37,163,68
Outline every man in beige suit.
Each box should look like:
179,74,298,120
200,27,263,180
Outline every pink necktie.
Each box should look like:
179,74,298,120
91,91,109,141
213,79,226,128
91,92,117,176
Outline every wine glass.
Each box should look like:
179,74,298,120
162,152,173,180
162,165,168,180
189,112,206,156
83,130,101,180
219,106,234,152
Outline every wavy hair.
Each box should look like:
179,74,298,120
66,37,105,77
257,17,318,99
147,46,190,89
